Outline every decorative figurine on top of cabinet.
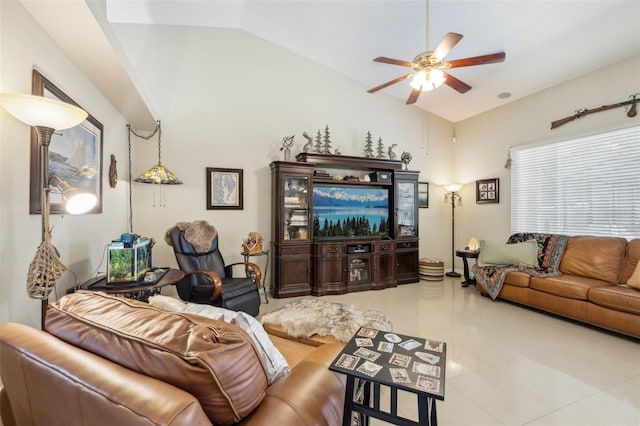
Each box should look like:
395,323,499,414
401,151,413,170
388,143,398,160
314,130,322,153
363,131,375,158
322,125,332,154
375,137,386,159
302,131,312,152
280,135,295,161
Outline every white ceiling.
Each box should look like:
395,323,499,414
104,0,640,122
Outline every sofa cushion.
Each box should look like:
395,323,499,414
530,275,611,300
588,285,640,315
45,291,268,426
478,239,539,267
149,295,290,384
559,236,627,283
627,261,640,289
620,239,640,285
504,271,531,288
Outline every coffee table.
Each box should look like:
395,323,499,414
330,327,446,426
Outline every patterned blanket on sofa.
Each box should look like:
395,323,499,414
472,233,569,300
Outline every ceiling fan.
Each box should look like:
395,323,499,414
367,2,506,105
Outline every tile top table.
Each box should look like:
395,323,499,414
330,327,447,426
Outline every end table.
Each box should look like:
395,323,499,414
330,327,447,425
241,249,270,303
455,250,479,287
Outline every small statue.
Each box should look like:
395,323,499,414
280,135,295,161
363,131,374,158
302,131,312,152
334,147,341,155
388,143,398,160
375,137,386,159
401,151,412,170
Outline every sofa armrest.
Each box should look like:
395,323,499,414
239,343,346,426
0,323,211,426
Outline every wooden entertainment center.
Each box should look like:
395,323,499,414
270,153,419,298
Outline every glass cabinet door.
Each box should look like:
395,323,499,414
396,181,417,237
283,175,309,241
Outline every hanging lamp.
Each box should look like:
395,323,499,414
133,121,182,185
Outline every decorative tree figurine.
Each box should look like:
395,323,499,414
314,130,322,153
363,131,374,158
376,137,386,159
322,125,332,154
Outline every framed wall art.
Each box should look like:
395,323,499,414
206,167,243,210
418,181,429,208
30,70,103,214
476,178,500,204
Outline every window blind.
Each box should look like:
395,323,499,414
511,125,640,239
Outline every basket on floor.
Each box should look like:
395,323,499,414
419,258,444,281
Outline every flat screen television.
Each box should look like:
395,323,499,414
312,185,390,239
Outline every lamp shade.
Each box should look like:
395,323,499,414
135,165,183,185
0,93,87,130
445,183,462,192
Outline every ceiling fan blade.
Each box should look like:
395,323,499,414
443,72,472,94
373,57,414,67
367,74,412,93
431,32,463,61
406,88,421,105
447,52,506,68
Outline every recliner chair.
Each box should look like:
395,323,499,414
166,221,261,316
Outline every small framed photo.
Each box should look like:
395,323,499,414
476,178,499,204
206,167,243,210
418,181,429,208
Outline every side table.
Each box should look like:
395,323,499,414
455,250,479,287
330,327,447,426
78,268,185,302
241,250,270,303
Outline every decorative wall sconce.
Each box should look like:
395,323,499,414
444,183,463,277
1,92,96,327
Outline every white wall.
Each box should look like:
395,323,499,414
111,23,455,277
453,55,640,270
0,1,130,327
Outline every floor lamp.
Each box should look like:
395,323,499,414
444,184,462,277
1,93,96,328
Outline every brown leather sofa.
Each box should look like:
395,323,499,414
0,292,347,425
494,236,640,339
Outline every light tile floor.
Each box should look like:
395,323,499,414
258,278,640,426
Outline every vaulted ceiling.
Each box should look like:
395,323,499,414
21,1,640,125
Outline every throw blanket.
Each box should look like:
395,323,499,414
472,233,569,300
164,220,218,253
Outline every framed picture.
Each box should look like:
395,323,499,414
206,167,243,210
418,181,429,208
476,178,500,204
30,70,103,214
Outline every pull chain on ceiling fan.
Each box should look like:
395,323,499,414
368,0,506,105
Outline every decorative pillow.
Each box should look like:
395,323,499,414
150,295,290,384
627,261,640,289
46,291,267,426
478,239,540,267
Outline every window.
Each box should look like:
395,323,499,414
511,125,640,239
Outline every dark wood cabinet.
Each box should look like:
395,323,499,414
372,241,396,289
270,155,419,298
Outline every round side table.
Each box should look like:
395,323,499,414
455,250,479,287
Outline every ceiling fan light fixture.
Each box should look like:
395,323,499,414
410,69,446,92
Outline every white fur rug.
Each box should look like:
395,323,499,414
260,298,393,342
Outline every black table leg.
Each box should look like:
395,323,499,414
461,257,474,287
343,376,355,426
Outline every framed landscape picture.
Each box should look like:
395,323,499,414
476,178,499,204
206,167,243,210
30,70,103,214
418,182,429,208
